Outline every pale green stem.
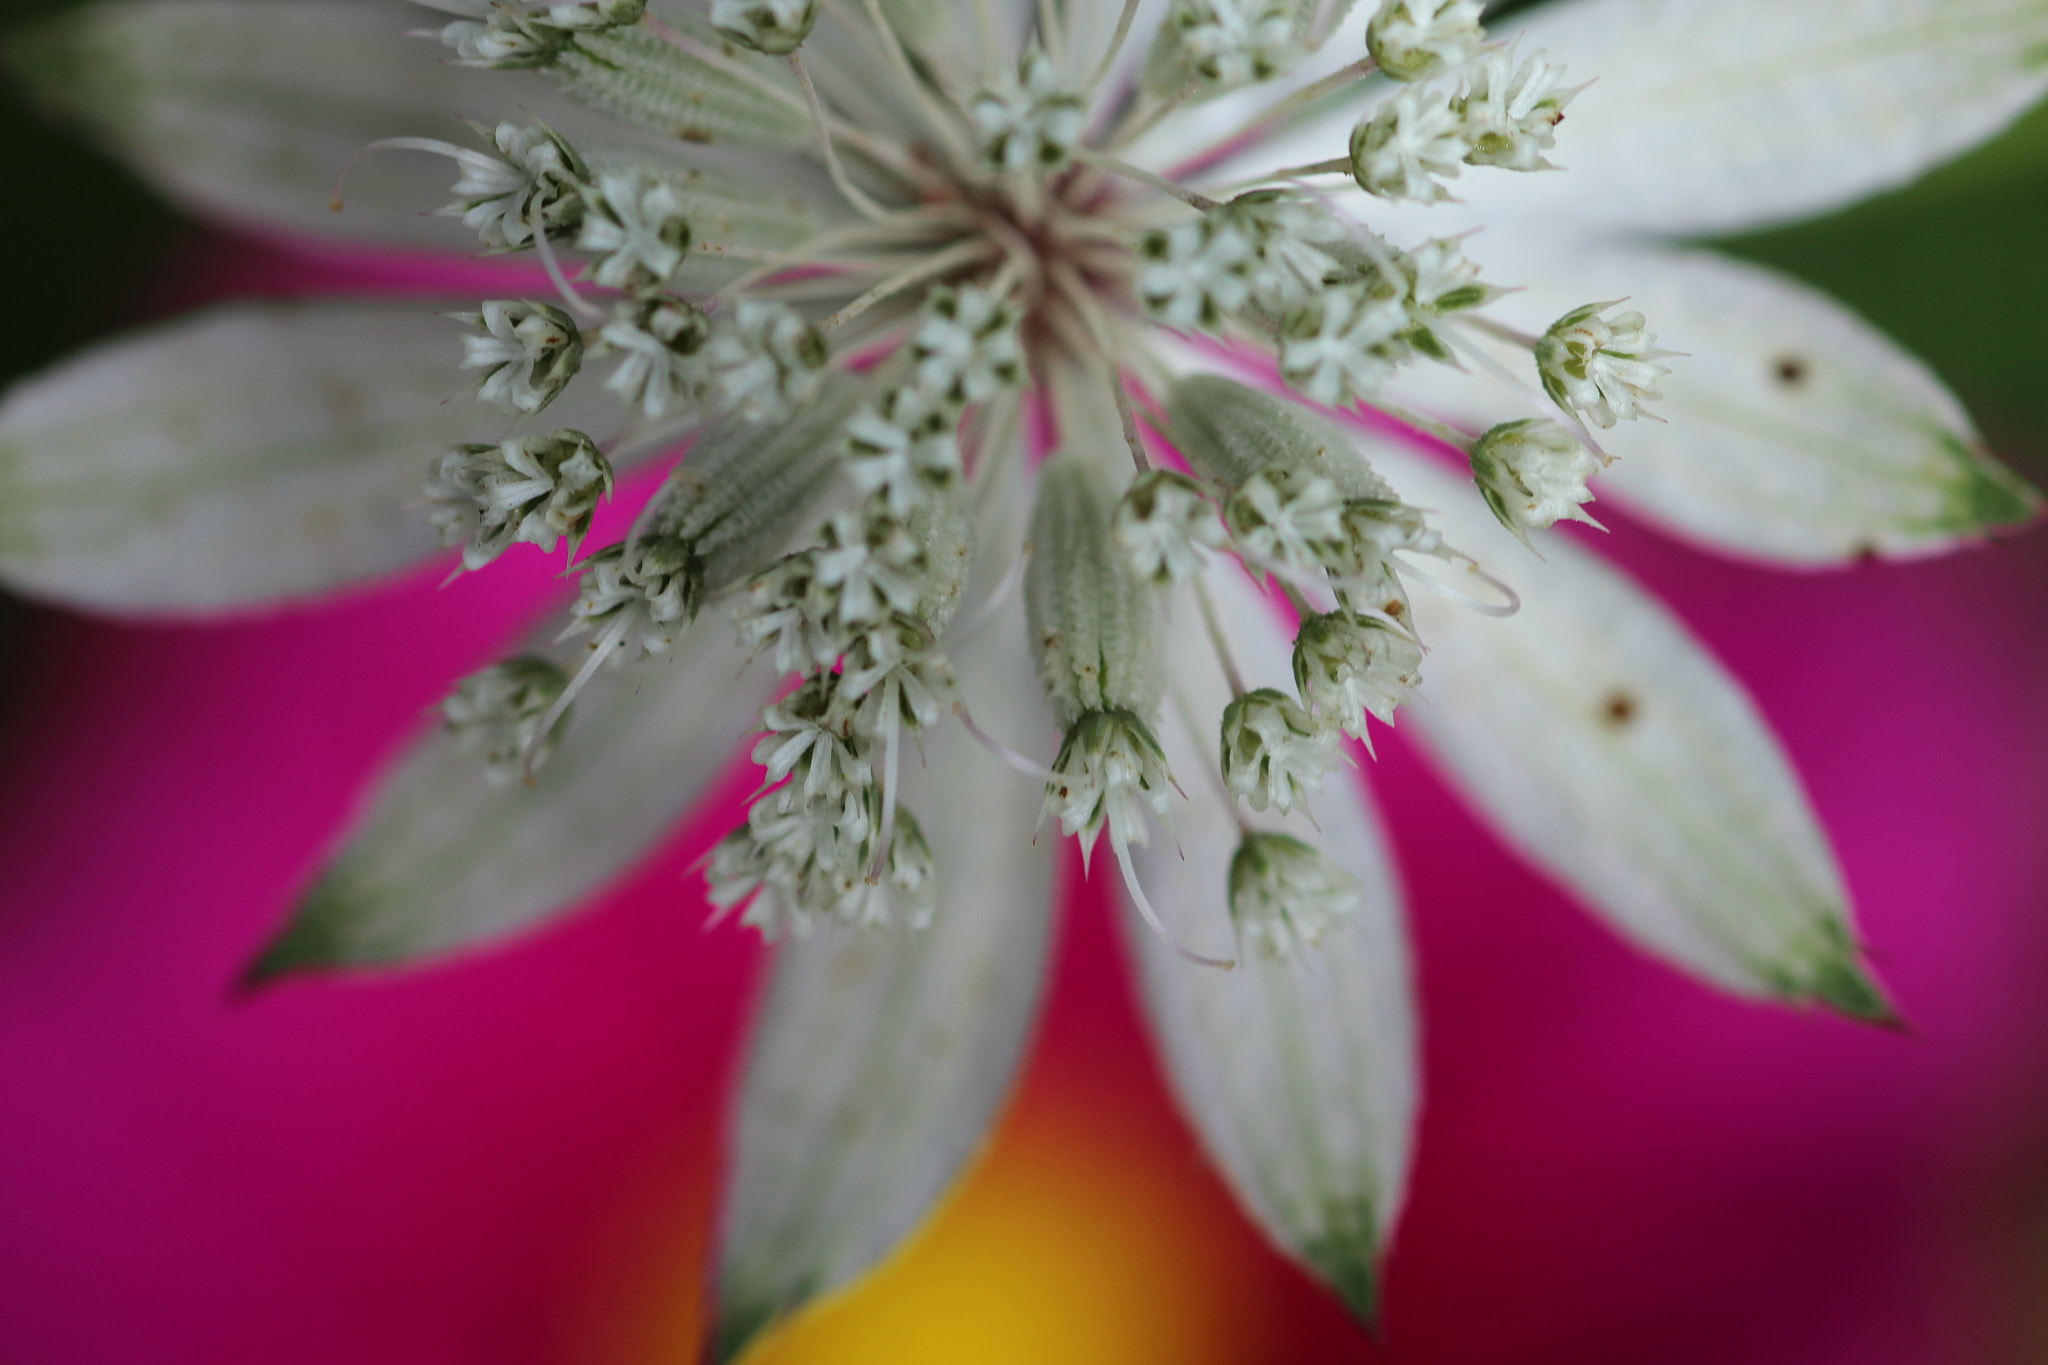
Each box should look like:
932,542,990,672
822,239,998,330
859,0,979,167
713,212,971,300
1102,78,1199,152
789,52,918,225
1043,259,1150,473
1253,56,1379,130
1192,577,1249,698
1081,0,1146,98
1463,314,1544,350
1071,146,1221,212
1264,156,1353,179
1036,0,1066,66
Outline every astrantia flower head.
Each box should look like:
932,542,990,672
6,0,2047,1356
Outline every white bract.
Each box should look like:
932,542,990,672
7,0,2045,1356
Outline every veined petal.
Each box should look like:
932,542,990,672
710,549,1058,1364
9,0,547,247
6,0,833,248
250,612,769,978
1198,0,2048,238
1384,241,2041,564
0,301,625,615
1128,562,1419,1326
1492,0,2048,235
1364,441,1889,1018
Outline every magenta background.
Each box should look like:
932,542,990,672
1,239,2046,1364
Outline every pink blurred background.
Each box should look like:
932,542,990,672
2,228,2047,1365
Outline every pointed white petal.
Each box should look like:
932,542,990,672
1363,441,1889,1017
9,0,834,248
1193,0,2048,239
0,301,623,614
1124,0,1371,170
12,0,538,247
1489,0,2048,235
711,435,1060,1363
1127,562,1419,1325
252,617,769,977
1384,241,2040,564
1233,0,2048,236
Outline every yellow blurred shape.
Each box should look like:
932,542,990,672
743,1090,1260,1365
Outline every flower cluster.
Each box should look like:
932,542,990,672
20,0,2027,1355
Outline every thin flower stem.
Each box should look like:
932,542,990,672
1103,79,1199,152
1264,157,1352,179
858,0,978,167
712,214,967,300
1463,313,1544,349
1366,397,1475,452
1157,57,1380,173
1036,0,1065,67
530,219,605,322
789,52,917,225
1041,259,1151,473
821,239,998,330
1114,824,1237,971
1192,577,1249,698
1081,0,1146,98
1071,146,1221,212
1253,56,1379,129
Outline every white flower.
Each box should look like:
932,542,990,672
1229,831,1361,958
970,49,1085,174
1156,0,1299,91
1280,285,1413,404
1347,82,1471,202
9,0,2044,1354
454,299,584,414
1537,300,1673,428
709,0,818,55
1291,609,1424,742
1470,417,1604,541
576,167,693,291
1457,45,1583,172
1113,469,1228,584
1367,0,1487,83
1220,687,1341,814
421,429,612,570
441,655,573,784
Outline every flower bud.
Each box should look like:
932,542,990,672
1043,709,1176,865
1470,418,1603,543
971,49,1084,174
1536,302,1672,429
709,0,818,54
577,168,693,292
423,430,613,570
457,300,584,415
1292,611,1423,743
1347,86,1469,202
1152,0,1299,93
1220,688,1340,815
442,656,573,784
1228,832,1360,959
1365,0,1485,83
1455,47,1582,172
1114,470,1229,585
